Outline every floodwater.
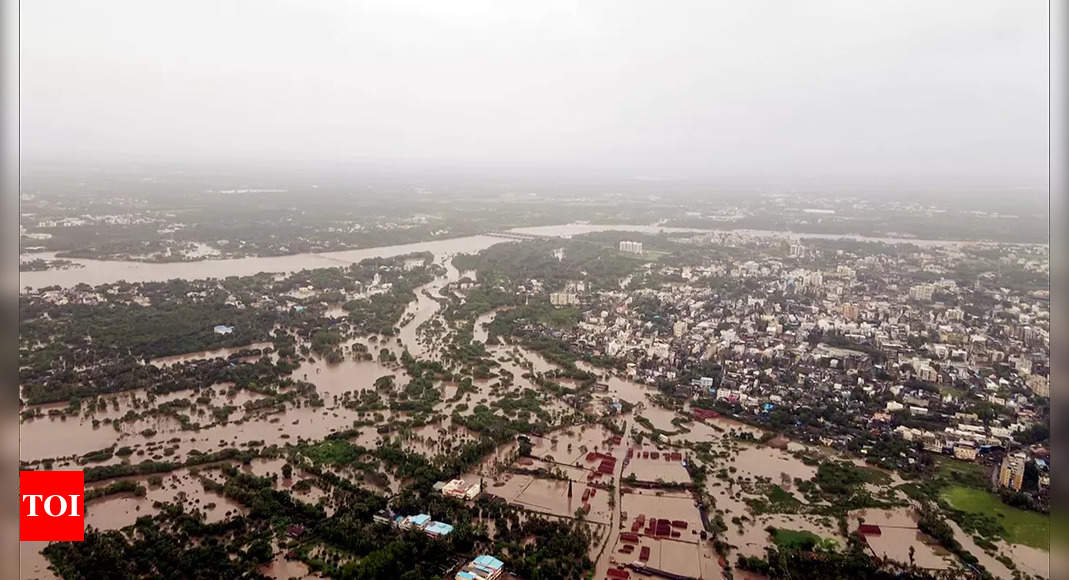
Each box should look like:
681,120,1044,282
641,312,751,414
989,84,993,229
149,342,274,367
509,223,1027,248
294,353,402,399
18,221,1017,579
472,308,502,344
623,448,690,484
729,444,818,483
999,540,1048,578
488,473,612,524
397,255,461,359
18,223,996,291
20,542,55,580
608,490,721,578
19,234,505,290
19,361,402,464
86,470,243,529
261,554,316,580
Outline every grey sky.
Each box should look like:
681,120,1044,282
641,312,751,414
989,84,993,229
21,0,1048,193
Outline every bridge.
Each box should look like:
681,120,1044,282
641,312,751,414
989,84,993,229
484,231,555,241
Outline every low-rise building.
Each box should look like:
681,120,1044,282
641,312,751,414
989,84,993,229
456,555,505,580
440,478,481,500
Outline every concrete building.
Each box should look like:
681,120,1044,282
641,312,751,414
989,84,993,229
999,452,1027,491
440,478,481,500
550,292,579,306
841,303,860,322
456,555,505,580
953,441,978,461
619,240,644,255
909,284,935,301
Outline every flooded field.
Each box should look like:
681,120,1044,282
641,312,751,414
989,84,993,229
19,235,506,290
526,424,618,465
609,534,720,579
294,354,403,399
19,223,991,291
18,222,1039,580
86,470,243,529
261,555,316,580
621,491,704,535
606,491,721,579
729,444,819,483
488,474,612,524
623,448,690,484
20,542,56,580
149,342,274,367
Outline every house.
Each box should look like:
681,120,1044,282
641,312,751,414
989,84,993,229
396,513,454,538
372,509,395,526
424,521,454,537
953,441,978,461
441,478,481,500
455,555,505,580
286,524,305,538
213,324,234,335
398,513,431,530
857,523,882,535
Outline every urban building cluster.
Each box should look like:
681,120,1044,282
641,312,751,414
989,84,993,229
522,235,1049,500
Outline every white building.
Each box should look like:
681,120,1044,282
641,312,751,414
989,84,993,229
440,479,481,500
909,284,935,301
550,292,579,306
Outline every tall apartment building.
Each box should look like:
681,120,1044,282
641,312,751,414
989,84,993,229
619,240,644,254
841,303,860,321
998,452,1028,491
909,284,935,301
549,292,579,306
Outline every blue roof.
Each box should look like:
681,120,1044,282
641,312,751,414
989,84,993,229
473,555,504,570
457,573,475,580
409,514,431,526
425,521,454,535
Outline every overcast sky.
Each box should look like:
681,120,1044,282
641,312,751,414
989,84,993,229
21,0,1048,194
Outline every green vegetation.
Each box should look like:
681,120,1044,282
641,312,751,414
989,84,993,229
941,485,1049,550
766,527,834,551
736,540,937,579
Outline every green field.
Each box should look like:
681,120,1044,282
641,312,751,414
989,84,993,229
940,485,1049,550
768,527,821,550
935,457,989,487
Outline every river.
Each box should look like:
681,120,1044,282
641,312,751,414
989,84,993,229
18,223,1021,291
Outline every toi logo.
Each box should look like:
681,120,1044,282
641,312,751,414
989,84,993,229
20,471,85,541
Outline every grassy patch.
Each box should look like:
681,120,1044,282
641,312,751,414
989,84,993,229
299,439,371,467
941,486,1049,550
766,485,802,508
533,305,581,329
935,457,990,489
767,527,821,550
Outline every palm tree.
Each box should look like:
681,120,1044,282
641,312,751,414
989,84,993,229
814,537,840,553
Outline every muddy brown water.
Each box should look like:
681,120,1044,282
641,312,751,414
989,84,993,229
19,224,987,291
19,224,1011,579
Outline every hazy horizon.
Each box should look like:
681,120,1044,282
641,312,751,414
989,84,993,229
21,1,1049,196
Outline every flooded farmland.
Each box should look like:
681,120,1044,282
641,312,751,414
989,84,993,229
18,223,1049,580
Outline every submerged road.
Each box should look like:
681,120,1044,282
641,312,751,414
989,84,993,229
594,414,633,578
